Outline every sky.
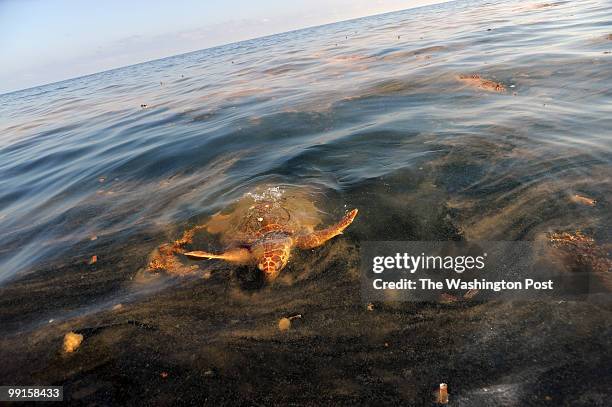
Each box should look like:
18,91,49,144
0,0,450,94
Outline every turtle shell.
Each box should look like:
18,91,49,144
204,186,324,246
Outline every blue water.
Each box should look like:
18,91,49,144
0,0,611,285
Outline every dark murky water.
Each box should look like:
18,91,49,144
0,0,610,405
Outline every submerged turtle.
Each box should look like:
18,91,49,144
148,186,358,282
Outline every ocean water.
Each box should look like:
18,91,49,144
0,0,611,404
1,0,611,286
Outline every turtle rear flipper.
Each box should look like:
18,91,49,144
295,209,358,249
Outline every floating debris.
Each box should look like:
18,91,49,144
140,104,148,109
457,74,507,92
548,231,611,273
517,2,558,11
89,255,98,265
278,318,291,331
439,288,479,303
278,314,302,331
90,235,98,241
464,288,479,299
160,371,168,378
367,302,375,311
437,383,449,404
570,194,596,206
439,293,458,303
549,230,594,245
63,332,83,353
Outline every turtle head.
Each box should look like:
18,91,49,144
252,235,292,282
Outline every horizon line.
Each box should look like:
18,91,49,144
1,0,454,97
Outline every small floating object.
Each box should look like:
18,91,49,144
367,302,375,311
278,314,302,331
438,383,449,404
90,235,98,241
98,177,105,183
278,318,291,331
89,255,98,264
570,194,596,206
63,332,83,353
464,288,479,300
160,371,168,378
457,74,506,92
140,104,148,109
439,293,458,303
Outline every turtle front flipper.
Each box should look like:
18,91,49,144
295,209,358,249
184,247,251,263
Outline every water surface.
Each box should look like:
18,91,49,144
0,0,611,404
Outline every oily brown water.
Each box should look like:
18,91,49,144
0,0,611,405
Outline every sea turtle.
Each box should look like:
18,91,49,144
148,186,358,282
